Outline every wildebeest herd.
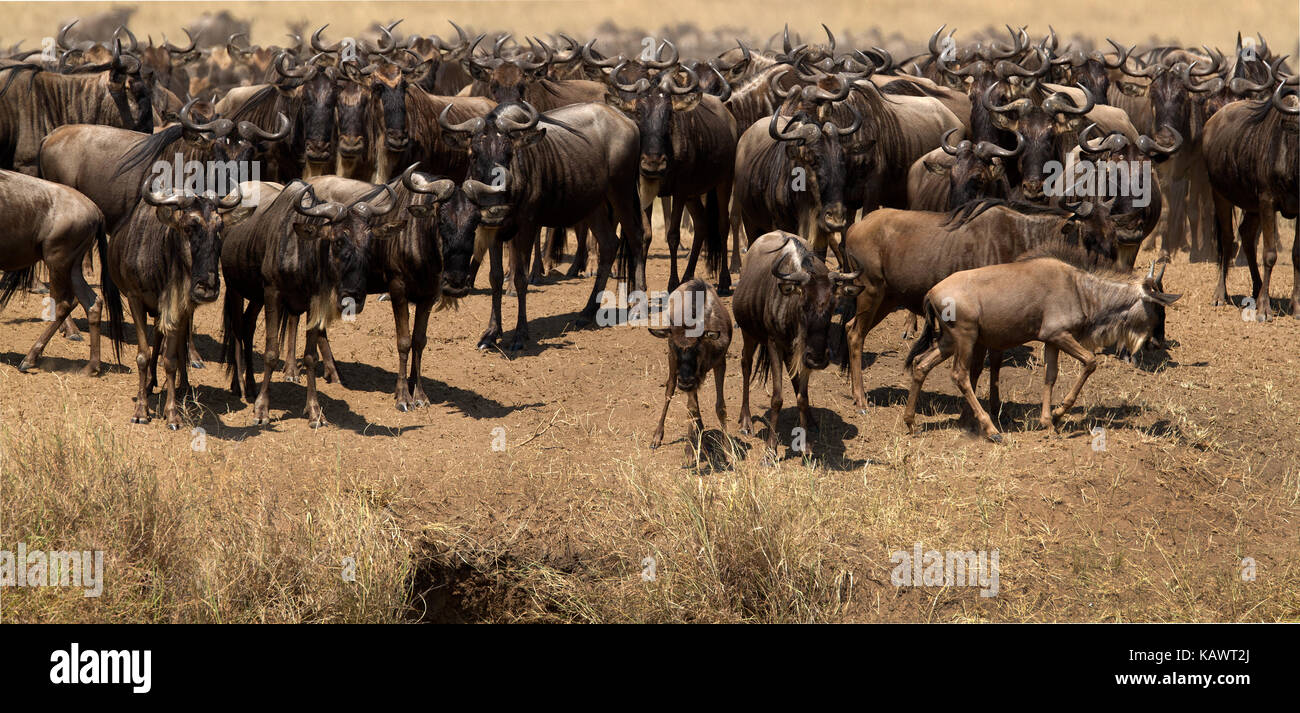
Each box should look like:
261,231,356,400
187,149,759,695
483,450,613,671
0,19,1295,460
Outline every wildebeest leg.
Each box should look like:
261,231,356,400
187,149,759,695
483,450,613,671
1238,211,1263,317
1211,193,1236,306
127,297,153,424
282,313,300,382
566,224,589,278
1256,200,1279,321
903,344,951,434
684,388,705,468
764,345,784,456
317,328,341,384
408,300,433,407
713,361,728,440
738,334,757,435
69,261,103,376
650,354,678,450
252,299,281,426
578,209,618,325
477,238,505,349
951,334,999,442
177,319,192,394
664,196,686,292
391,291,415,411
238,299,261,399
302,325,326,427
1159,165,1188,259
60,315,81,341
17,277,77,374
1291,220,1299,318
987,350,1003,421
187,334,204,369
161,314,189,430
793,369,813,459
681,197,712,288
1048,333,1098,423
847,289,891,411
528,227,547,285
146,325,162,393
1040,344,1059,430
545,227,566,273
507,227,535,351
902,312,918,340
964,343,987,425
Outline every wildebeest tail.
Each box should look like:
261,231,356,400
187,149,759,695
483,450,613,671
701,188,724,277
0,266,36,310
904,302,940,372
95,222,126,363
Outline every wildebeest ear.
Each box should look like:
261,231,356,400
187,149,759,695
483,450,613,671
836,282,864,297
514,127,546,148
293,222,322,240
373,219,408,239
464,60,490,82
1117,81,1146,96
671,92,702,112
604,92,637,112
988,158,1005,179
442,131,471,149
1057,114,1089,132
408,59,436,85
225,204,256,228
648,327,671,339
989,113,1017,131
923,158,949,175
154,206,179,227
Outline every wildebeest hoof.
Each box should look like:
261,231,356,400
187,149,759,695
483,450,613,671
283,373,299,383
309,418,326,429
17,360,33,373
396,401,411,413
130,415,150,424
168,422,180,431
378,293,391,302
64,332,83,342
190,360,204,369
987,432,1003,444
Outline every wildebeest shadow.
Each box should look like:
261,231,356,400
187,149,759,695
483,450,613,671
749,405,868,471
295,356,537,420
0,350,132,375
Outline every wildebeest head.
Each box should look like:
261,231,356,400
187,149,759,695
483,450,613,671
144,185,249,304
1058,199,1120,260
766,236,862,371
607,62,706,178
984,81,1094,199
648,279,731,393
1075,122,1181,249
334,77,371,160
280,53,339,165
768,104,861,232
1046,40,1130,104
398,164,466,293
926,127,1023,208
464,34,551,105
1120,51,1223,145
290,182,402,315
1126,261,1181,353
440,101,544,227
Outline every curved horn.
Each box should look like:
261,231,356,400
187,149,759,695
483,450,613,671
1044,82,1095,115
238,112,291,142
768,66,797,100
400,163,456,200
227,32,253,59
274,50,316,80
217,184,244,210
294,184,346,221
768,111,819,144
56,20,78,51
1103,39,1131,69
610,61,650,94
1076,123,1128,154
581,39,621,69
770,248,811,284
803,72,851,102
981,81,1032,114
463,178,508,203
311,25,342,54
645,40,678,70
143,187,189,207
1181,60,1223,93
437,103,485,135
821,24,836,52
494,101,541,132
1136,126,1184,154
834,101,863,136
940,126,969,155
1188,47,1222,76
661,64,700,95
517,37,551,71
709,65,732,102
350,183,397,217
163,28,196,55
447,21,472,52
1271,81,1299,115
114,25,139,54
974,132,1024,159
927,24,951,57
179,97,230,134
996,48,1048,79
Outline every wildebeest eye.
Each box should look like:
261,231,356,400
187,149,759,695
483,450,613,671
778,282,800,296
703,330,721,340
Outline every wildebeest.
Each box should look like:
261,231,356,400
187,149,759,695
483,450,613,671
108,185,249,429
907,127,1023,211
220,180,398,426
648,278,733,461
1202,74,1299,320
841,199,1120,411
904,245,1180,442
732,231,861,458
0,170,121,375
0,40,153,173
439,100,645,351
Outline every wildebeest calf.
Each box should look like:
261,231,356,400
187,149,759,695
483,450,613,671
648,278,732,461
903,243,1181,443
733,231,861,459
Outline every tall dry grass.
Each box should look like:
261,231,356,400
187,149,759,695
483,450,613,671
0,410,413,623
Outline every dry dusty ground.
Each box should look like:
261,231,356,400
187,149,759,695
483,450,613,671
1,1,1299,623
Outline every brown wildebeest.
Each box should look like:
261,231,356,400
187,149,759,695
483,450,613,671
841,199,1120,412
0,170,122,375
220,180,398,427
109,185,249,429
1202,74,1299,320
733,231,861,459
648,278,732,463
903,245,1180,442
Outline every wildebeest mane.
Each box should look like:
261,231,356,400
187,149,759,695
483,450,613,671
942,198,1073,230
113,123,184,178
1015,239,1127,278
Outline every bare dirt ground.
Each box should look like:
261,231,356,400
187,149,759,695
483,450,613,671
1,1,1298,622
